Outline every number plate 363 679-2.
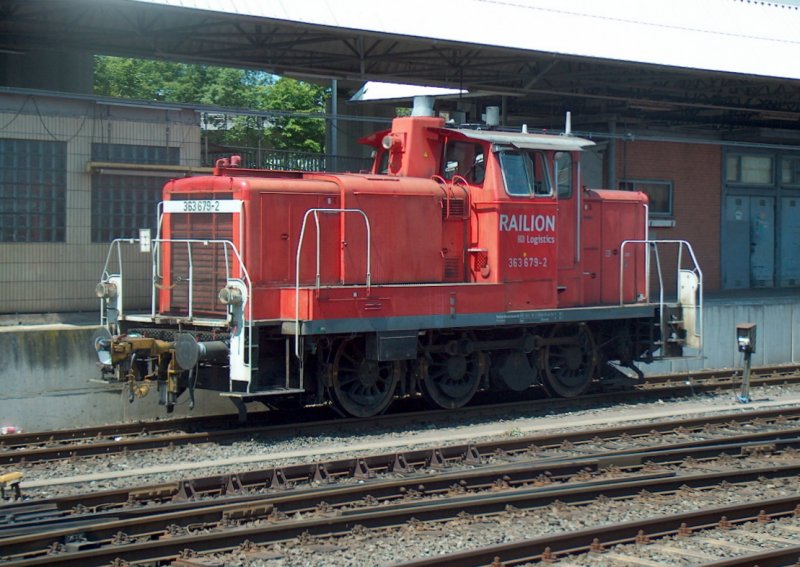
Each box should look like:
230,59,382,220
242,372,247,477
182,200,220,212
163,200,242,214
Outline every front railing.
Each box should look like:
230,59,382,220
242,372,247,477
99,237,252,320
99,238,141,328
98,236,255,385
152,238,249,316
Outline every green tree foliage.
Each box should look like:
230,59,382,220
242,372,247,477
262,78,327,153
93,56,328,153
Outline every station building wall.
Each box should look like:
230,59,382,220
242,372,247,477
614,139,722,292
0,91,201,314
0,89,384,316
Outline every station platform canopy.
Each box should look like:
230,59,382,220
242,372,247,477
127,0,800,81
1,0,799,131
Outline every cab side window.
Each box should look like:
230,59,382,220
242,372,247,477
375,148,390,174
555,152,573,199
443,141,486,184
499,149,552,197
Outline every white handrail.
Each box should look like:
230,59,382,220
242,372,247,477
294,208,371,357
619,239,704,348
619,239,701,303
101,238,253,317
99,238,138,326
99,238,137,282
186,241,194,319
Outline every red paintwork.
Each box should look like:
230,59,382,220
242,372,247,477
159,115,648,325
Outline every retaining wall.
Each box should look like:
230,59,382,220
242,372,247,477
648,298,800,374
1,297,797,432
0,324,232,431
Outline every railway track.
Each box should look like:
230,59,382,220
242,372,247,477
2,364,798,467
11,400,800,501
397,496,800,566
3,407,800,565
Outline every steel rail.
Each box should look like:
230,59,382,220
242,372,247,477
3,363,797,448
6,429,800,543
394,495,800,567
5,405,800,520
699,545,800,567
3,456,800,565
3,365,799,466
4,423,800,562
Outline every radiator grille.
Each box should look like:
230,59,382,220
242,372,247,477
443,257,460,281
442,198,466,219
166,196,233,317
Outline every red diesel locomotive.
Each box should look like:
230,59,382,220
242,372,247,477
95,107,703,417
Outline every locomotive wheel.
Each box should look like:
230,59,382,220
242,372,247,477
421,351,481,409
330,338,399,417
542,324,596,398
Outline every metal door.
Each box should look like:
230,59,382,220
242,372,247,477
723,195,775,289
723,196,750,289
749,196,774,288
780,196,800,286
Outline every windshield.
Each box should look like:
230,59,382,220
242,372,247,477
499,150,552,197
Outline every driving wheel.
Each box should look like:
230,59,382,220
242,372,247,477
542,324,596,398
330,338,399,417
420,350,481,409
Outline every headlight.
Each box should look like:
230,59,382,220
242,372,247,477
382,134,402,151
95,281,118,299
218,285,244,305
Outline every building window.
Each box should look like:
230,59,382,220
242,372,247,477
0,138,67,242
726,154,773,185
781,156,800,186
619,179,673,217
91,174,170,242
91,143,179,165
90,143,180,242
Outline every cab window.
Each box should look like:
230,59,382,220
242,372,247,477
374,148,389,174
555,152,573,198
499,150,552,197
443,141,486,184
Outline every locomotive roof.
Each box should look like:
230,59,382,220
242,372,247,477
442,128,596,152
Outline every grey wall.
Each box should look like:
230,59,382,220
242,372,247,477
647,298,800,374
0,325,233,432
0,91,201,314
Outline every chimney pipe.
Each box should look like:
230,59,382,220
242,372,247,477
411,96,435,117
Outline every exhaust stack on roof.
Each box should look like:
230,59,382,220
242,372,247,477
411,96,435,117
